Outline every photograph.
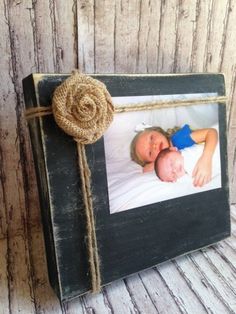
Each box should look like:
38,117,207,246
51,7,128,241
104,94,222,214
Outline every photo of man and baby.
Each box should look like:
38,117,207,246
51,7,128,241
104,94,221,214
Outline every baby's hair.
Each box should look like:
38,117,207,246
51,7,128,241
154,148,171,180
130,126,180,167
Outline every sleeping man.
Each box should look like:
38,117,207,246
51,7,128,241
154,141,221,187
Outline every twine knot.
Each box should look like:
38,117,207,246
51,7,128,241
52,71,114,144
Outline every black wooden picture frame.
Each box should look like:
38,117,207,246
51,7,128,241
23,73,231,301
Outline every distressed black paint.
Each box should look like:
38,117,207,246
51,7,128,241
23,73,230,301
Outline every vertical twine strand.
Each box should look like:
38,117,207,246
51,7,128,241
51,71,114,293
77,143,101,292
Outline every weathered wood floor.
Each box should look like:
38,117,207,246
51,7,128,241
0,205,235,313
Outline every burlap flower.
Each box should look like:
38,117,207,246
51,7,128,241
52,71,114,144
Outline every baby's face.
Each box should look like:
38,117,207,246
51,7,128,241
156,149,185,182
135,130,170,163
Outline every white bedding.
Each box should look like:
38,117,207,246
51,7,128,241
104,94,222,214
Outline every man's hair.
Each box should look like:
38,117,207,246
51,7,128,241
130,126,180,167
154,148,171,180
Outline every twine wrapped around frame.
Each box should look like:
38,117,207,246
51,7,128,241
76,142,101,292
25,95,228,120
51,70,115,293
25,71,227,293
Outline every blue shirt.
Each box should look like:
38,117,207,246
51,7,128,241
170,124,196,149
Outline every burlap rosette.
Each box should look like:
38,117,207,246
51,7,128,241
52,70,114,144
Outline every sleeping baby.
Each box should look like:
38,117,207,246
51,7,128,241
154,142,221,187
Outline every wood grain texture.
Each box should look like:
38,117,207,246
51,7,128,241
0,239,10,314
135,1,161,73
53,0,78,72
1,1,36,312
0,0,236,312
77,0,95,73
33,0,56,72
157,0,179,73
94,0,115,73
173,0,197,72
190,0,210,72
204,0,229,72
114,0,140,73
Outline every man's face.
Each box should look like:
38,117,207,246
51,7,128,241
135,130,170,163
156,150,185,182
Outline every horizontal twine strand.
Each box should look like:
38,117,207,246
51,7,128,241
25,96,228,120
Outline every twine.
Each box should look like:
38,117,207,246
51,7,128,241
29,71,114,293
52,71,115,293
25,95,227,120
25,71,227,293
76,142,101,292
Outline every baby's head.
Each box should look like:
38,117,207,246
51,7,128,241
155,147,185,182
130,127,170,166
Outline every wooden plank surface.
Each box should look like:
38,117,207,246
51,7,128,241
1,0,236,313
173,0,196,72
77,0,95,73
0,1,36,313
0,239,10,314
157,0,178,73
